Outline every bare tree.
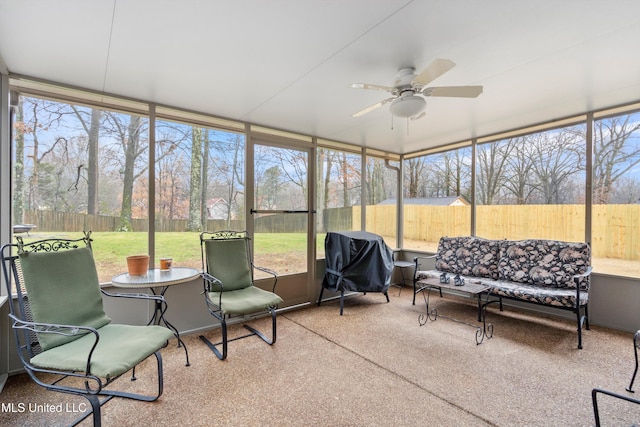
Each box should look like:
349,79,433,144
502,136,536,204
593,115,640,203
155,134,183,227
528,130,583,204
427,149,471,199
102,112,147,231
405,157,427,198
211,133,245,226
272,148,308,207
71,106,101,214
12,97,25,223
610,175,640,203
20,99,68,210
339,152,351,207
317,147,337,210
366,158,386,204
187,126,203,231
476,140,515,204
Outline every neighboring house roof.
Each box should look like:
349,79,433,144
378,196,470,206
207,198,226,208
207,198,229,219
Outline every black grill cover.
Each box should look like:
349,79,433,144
322,231,393,293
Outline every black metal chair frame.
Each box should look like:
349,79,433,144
592,387,640,427
1,232,168,427
199,230,279,360
391,252,415,296
627,330,640,392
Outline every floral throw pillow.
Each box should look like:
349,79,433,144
498,239,590,288
469,237,501,280
434,237,474,276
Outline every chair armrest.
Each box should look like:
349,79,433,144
9,312,99,338
254,265,277,278
8,313,101,375
413,254,437,263
254,265,278,293
201,272,224,307
413,254,437,279
573,265,593,290
201,272,223,290
573,265,593,279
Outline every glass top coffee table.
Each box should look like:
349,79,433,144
416,275,494,345
112,267,200,366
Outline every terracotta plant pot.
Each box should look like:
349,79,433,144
126,255,149,275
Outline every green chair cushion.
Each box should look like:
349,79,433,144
30,324,174,379
208,286,283,315
18,247,111,351
204,239,252,291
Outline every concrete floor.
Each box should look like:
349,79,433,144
1,289,639,426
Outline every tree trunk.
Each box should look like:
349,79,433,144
13,98,25,222
87,108,101,214
200,131,209,230
118,115,141,231
187,127,203,231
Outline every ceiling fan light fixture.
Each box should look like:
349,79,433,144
389,95,426,118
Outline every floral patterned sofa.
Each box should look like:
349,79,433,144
413,236,592,348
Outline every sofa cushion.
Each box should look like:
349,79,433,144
498,239,590,288
469,237,501,280
434,236,500,279
434,236,474,276
415,269,447,282
481,278,589,308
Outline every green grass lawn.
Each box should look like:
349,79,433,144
18,231,323,282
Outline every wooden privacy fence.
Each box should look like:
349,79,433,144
21,204,640,260
364,204,639,261
22,210,304,233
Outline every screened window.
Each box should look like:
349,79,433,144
592,112,640,277
364,156,398,248
402,147,472,252
316,147,361,258
154,117,245,271
252,143,308,278
12,94,149,282
475,124,586,241
9,86,640,281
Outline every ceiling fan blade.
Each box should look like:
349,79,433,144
412,58,456,86
352,97,395,118
350,83,396,93
410,112,426,121
422,85,483,98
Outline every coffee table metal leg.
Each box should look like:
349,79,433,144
417,281,494,345
477,291,494,344
418,285,439,325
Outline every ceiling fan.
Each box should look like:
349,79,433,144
350,58,483,120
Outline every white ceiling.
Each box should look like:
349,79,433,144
2,0,640,154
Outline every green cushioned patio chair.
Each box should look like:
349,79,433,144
0,232,174,427
199,230,283,360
